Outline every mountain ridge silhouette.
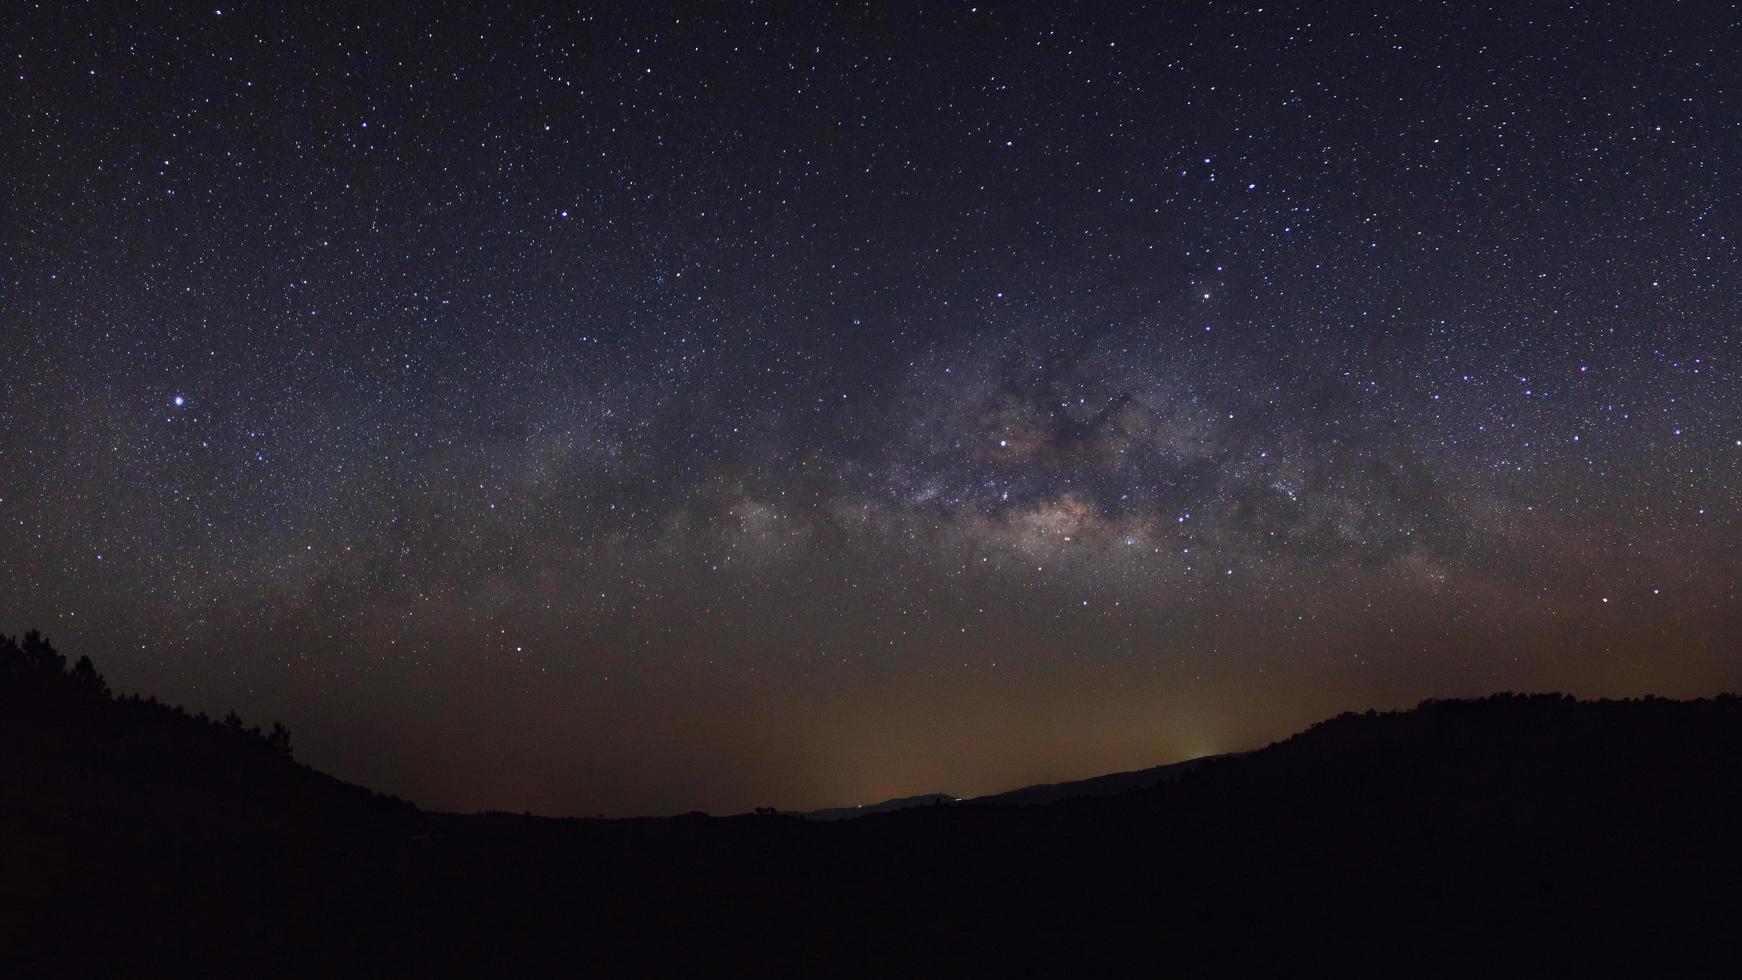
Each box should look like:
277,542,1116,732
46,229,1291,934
8,629,1742,977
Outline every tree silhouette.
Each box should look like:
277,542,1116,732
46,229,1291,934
70,655,109,698
267,721,293,757
20,629,63,675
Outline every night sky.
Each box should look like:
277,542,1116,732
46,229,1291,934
5,1,1740,817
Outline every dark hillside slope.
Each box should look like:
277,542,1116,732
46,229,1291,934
7,631,1742,978
970,752,1217,807
0,632,420,976
801,791,957,820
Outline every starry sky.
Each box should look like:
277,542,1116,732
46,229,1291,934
5,0,1740,816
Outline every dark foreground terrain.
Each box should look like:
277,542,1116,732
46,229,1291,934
6,630,1742,978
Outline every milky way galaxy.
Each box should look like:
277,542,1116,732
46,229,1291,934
4,1,1740,815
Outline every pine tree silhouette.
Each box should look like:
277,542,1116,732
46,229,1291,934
70,655,109,698
20,630,63,675
267,721,293,757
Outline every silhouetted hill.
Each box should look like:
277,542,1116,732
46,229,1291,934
800,792,958,820
8,630,1742,978
799,756,1217,819
969,753,1220,807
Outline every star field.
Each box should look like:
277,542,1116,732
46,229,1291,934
3,1,1740,815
